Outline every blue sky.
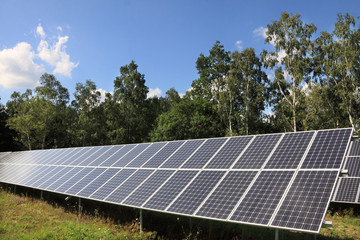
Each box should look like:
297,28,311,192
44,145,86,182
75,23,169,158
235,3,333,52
0,0,359,104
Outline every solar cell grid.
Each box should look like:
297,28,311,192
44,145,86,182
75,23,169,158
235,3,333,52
45,167,78,191
105,169,154,203
89,146,120,166
126,142,167,167
349,141,360,156
167,171,225,215
22,166,51,185
46,148,76,165
2,165,32,184
100,144,136,167
345,157,360,177
181,138,227,169
205,136,253,169
333,178,360,203
70,147,99,166
234,134,282,169
230,171,294,225
28,166,58,188
143,170,198,210
90,168,136,200
301,128,352,169
143,141,184,168
112,144,150,167
55,167,92,193
77,168,121,198
57,148,89,165
66,168,106,195
37,166,69,189
160,140,204,168
196,171,257,219
123,170,174,207
271,170,338,232
265,132,314,169
36,149,60,164
80,146,113,166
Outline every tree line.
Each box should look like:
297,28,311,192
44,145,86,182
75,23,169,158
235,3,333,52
0,12,359,151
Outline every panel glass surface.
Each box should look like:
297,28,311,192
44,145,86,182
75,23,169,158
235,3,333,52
265,132,314,169
271,171,338,232
89,146,120,166
143,141,184,168
230,171,294,225
77,168,121,198
100,145,135,167
105,169,154,203
123,170,174,207
79,146,113,166
7,165,35,184
349,141,360,156
37,166,70,189
90,169,136,200
22,166,51,185
196,171,257,219
167,171,225,215
38,149,63,165
28,166,58,188
66,168,106,195
234,134,282,169
345,157,360,177
54,167,92,192
144,170,198,210
69,147,99,166
333,178,360,202
160,140,204,168
126,142,167,167
59,148,91,165
47,148,77,165
181,139,227,169
301,129,352,169
46,167,78,191
206,136,253,169
112,144,150,167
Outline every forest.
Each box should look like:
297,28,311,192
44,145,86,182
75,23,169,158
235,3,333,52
0,12,359,151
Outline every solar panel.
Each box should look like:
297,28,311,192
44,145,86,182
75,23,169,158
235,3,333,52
265,132,314,169
233,134,282,169
181,138,227,169
229,171,294,225
196,171,257,219
160,140,204,168
271,171,338,232
90,168,136,200
205,136,253,169
167,171,225,215
332,178,360,203
123,170,174,207
348,141,360,156
0,128,353,234
143,170,198,210
301,129,352,169
344,157,360,177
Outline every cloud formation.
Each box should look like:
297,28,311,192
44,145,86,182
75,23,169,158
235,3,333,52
147,88,162,98
0,24,78,89
0,42,44,88
235,40,243,50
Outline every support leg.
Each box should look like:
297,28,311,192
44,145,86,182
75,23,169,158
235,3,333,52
139,209,143,232
275,229,279,240
78,198,82,214
40,190,43,200
189,217,192,231
14,185,16,194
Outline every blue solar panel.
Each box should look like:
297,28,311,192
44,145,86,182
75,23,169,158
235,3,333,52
66,168,106,195
112,144,150,167
143,141,185,168
100,144,136,167
126,142,167,167
333,177,360,203
344,157,360,177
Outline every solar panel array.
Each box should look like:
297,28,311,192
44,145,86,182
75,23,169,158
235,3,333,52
0,128,353,233
332,141,360,204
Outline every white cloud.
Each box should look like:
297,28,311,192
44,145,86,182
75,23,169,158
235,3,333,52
57,26,63,32
253,26,267,39
37,35,79,77
147,88,162,98
235,40,243,50
96,88,112,103
36,24,46,38
0,42,44,88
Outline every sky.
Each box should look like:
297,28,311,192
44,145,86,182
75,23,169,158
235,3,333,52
0,0,359,104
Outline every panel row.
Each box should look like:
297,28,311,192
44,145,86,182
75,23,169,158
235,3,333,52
0,161,339,233
332,177,360,203
0,128,353,170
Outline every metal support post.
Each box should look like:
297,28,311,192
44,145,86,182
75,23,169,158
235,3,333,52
13,185,16,194
275,229,279,240
314,234,317,240
78,198,82,214
189,217,192,231
139,209,143,232
40,190,43,200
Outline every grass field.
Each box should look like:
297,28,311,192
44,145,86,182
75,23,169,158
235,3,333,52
0,187,359,240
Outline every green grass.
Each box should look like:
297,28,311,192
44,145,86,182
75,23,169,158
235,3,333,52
0,188,155,240
1,187,359,240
